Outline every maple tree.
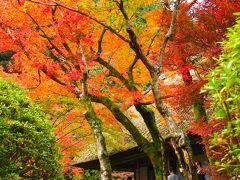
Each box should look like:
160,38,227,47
176,1,240,178
43,96,88,178
168,1,240,178
1,0,240,179
0,1,114,178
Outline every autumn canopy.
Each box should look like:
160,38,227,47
0,0,239,179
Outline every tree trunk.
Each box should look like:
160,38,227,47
151,71,194,179
83,100,112,180
149,151,165,180
91,95,168,179
170,137,193,180
135,104,167,179
152,146,167,180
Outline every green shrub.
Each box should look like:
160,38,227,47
0,79,63,179
203,13,240,176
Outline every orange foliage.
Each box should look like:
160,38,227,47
1,1,240,176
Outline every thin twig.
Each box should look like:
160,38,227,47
146,30,160,56
97,28,107,55
25,69,42,89
26,13,65,57
61,133,92,152
52,107,73,126
57,125,83,142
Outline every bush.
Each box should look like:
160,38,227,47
203,13,240,176
0,79,63,179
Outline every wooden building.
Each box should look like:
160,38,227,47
73,134,210,180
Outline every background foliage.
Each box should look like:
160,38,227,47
1,0,240,178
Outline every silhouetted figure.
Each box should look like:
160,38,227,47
195,161,206,180
168,167,179,180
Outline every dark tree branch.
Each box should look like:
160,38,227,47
57,125,83,142
2,25,68,86
158,0,180,73
95,57,135,91
26,12,75,73
2,26,31,60
41,68,68,86
89,94,152,150
135,104,164,145
116,0,154,72
52,107,73,126
95,57,159,108
127,55,138,82
26,13,65,58
25,69,42,89
60,120,81,132
50,6,76,57
97,28,107,55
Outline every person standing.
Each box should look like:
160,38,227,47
195,161,206,180
168,167,179,180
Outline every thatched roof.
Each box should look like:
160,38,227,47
72,70,207,166
72,104,192,166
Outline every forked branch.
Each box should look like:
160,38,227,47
116,0,154,71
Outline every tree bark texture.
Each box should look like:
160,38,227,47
91,95,166,179
84,111,112,180
151,71,194,179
